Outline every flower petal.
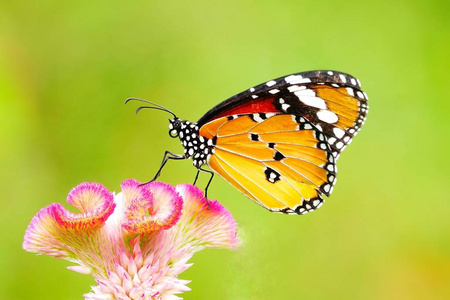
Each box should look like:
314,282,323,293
122,182,182,235
121,179,153,208
175,184,239,249
146,182,183,229
23,204,71,257
23,182,116,258
68,265,94,275
67,182,114,213
56,183,116,231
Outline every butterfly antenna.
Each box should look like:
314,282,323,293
125,97,177,118
135,106,177,117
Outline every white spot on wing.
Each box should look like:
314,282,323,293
253,114,264,122
346,87,354,96
294,89,315,97
269,89,280,94
288,85,307,92
298,96,327,109
266,80,276,87
317,110,339,123
339,74,346,83
285,74,301,82
285,75,311,84
356,91,364,99
333,127,345,139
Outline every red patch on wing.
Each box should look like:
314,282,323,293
213,96,280,121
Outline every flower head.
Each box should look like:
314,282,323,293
24,180,239,299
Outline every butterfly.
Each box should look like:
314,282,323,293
126,70,368,215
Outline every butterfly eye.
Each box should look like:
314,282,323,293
169,129,179,138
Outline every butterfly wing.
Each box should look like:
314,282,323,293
201,113,336,214
198,70,368,159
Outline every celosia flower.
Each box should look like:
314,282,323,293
23,180,239,299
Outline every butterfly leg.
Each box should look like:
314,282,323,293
195,167,214,209
140,150,185,185
193,169,200,186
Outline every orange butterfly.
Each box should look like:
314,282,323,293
126,70,368,215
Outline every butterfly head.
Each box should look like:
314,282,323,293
168,118,182,138
169,117,208,165
168,118,200,143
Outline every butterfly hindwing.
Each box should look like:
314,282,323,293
202,113,336,214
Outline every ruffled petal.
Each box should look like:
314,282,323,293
23,204,71,258
122,181,182,235
67,182,115,213
175,184,239,249
23,182,116,258
120,179,153,208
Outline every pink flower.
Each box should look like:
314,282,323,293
23,180,239,299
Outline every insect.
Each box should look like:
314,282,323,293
126,70,368,215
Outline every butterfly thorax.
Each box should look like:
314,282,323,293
169,118,215,167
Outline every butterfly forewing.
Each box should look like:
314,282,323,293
198,70,368,159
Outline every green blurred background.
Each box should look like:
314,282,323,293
1,0,449,299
